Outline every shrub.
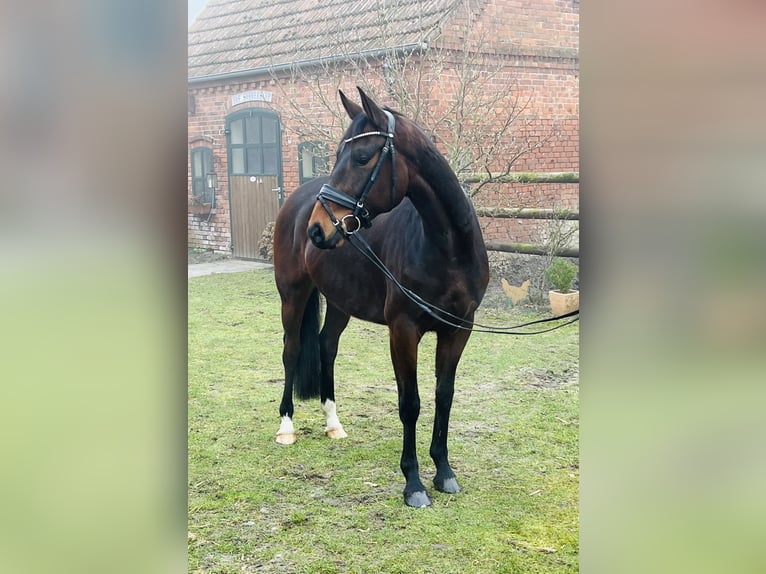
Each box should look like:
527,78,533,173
545,258,578,293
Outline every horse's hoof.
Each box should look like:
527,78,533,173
434,476,461,494
325,426,348,439
276,433,297,445
404,490,431,508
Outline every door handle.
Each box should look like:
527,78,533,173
271,187,281,193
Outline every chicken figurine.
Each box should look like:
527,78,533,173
501,278,530,305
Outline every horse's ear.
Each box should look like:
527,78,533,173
339,90,363,120
357,87,389,131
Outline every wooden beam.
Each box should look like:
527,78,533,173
485,241,579,258
462,172,579,184
475,207,579,220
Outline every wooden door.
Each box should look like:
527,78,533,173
230,175,280,259
226,108,283,260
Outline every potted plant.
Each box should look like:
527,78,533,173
188,198,213,216
545,257,579,316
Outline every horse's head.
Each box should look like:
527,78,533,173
308,88,409,249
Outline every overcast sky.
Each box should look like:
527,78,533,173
189,0,207,26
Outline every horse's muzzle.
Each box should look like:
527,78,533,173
308,222,343,249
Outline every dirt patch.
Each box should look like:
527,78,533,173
518,366,580,389
484,251,579,309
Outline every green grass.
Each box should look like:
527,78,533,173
189,270,579,573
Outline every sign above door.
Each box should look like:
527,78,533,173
231,90,273,106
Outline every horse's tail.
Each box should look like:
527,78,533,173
294,288,321,400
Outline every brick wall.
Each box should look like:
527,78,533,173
188,0,578,253
439,0,580,246
474,180,578,244
187,81,280,254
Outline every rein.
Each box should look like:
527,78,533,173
345,227,579,336
317,110,397,234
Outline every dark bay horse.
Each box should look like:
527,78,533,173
273,88,489,507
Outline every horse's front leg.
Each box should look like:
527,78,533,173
389,319,429,507
430,328,472,494
319,303,350,439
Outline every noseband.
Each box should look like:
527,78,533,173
316,110,397,235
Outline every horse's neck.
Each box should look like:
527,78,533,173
407,150,478,252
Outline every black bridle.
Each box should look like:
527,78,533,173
316,110,397,235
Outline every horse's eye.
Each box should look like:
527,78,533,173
354,153,371,167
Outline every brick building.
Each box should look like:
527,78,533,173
188,0,579,258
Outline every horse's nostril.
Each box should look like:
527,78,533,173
308,223,324,245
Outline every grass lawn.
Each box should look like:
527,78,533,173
189,269,579,573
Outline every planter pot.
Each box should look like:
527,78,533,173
189,203,213,216
549,290,579,317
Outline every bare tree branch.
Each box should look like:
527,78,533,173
267,0,559,199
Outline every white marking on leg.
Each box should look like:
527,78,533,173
321,399,348,439
276,415,296,445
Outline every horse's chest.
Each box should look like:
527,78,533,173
307,254,387,322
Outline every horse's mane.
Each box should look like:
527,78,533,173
342,107,476,236
391,111,475,235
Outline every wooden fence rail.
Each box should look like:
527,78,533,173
470,172,580,258
485,241,579,258
474,207,579,220
462,171,579,185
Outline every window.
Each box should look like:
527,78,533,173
298,141,330,184
227,110,280,176
190,147,214,204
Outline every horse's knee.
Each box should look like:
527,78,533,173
282,339,301,367
398,395,421,424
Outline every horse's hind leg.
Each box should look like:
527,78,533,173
276,284,318,445
430,328,472,494
319,302,350,439
276,294,302,444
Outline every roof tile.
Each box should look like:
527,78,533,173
189,0,462,78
